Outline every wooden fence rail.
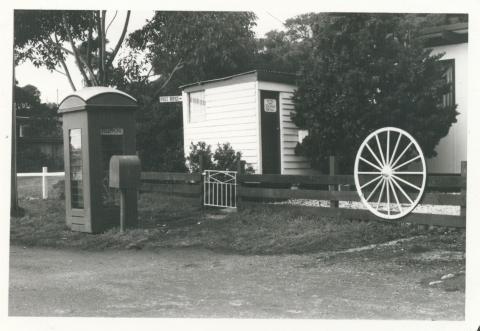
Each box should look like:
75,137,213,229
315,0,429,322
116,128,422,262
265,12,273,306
139,161,466,228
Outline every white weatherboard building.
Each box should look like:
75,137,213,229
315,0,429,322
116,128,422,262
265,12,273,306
422,22,468,174
181,23,468,175
181,70,313,175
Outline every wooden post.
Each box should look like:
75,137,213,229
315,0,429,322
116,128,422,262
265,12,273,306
119,189,126,232
199,154,204,207
460,161,466,217
236,157,245,209
42,167,48,200
329,156,339,208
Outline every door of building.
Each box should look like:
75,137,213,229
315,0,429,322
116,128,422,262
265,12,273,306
260,90,281,174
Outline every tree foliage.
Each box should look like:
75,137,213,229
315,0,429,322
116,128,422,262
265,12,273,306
15,83,63,171
14,10,131,89
15,83,61,138
123,11,258,171
128,11,257,98
254,13,320,73
291,13,458,173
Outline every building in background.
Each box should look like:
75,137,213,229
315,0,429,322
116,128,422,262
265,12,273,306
181,70,314,175
421,22,468,174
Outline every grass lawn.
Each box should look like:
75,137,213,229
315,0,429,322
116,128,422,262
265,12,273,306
10,189,465,255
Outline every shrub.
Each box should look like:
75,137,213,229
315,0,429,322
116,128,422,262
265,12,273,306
213,143,240,171
186,141,254,173
186,141,214,173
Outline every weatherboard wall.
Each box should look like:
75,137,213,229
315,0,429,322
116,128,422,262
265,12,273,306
182,81,261,172
426,42,467,174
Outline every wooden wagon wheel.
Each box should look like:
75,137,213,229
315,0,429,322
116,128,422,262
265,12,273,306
354,127,426,219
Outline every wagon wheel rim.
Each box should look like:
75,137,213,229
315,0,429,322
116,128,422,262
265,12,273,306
354,127,426,220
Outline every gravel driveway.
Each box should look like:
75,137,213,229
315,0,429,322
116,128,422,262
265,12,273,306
9,241,464,319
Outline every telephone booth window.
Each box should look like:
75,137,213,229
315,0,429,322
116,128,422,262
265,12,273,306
69,129,84,209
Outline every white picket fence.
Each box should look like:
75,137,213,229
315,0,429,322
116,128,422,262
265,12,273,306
17,167,65,199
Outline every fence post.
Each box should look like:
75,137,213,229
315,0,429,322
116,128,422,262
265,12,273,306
329,156,338,208
461,161,467,217
42,166,48,200
199,154,205,207
236,157,245,209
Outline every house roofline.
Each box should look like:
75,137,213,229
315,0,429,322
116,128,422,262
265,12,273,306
420,22,468,47
179,69,298,90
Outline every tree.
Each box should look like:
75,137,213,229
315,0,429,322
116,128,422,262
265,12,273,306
15,83,63,172
291,13,458,173
127,11,257,98
254,13,320,73
14,10,131,89
122,11,258,171
15,84,61,138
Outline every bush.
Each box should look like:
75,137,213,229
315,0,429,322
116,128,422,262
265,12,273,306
186,141,254,173
186,142,214,173
213,143,240,171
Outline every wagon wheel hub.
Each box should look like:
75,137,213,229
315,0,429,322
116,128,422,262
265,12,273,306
381,165,393,179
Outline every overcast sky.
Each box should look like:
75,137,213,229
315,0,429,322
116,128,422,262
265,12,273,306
15,10,305,104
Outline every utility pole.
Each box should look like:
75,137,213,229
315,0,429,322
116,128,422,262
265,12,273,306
11,66,19,216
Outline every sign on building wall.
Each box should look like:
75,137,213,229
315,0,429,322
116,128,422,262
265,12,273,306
100,128,124,136
264,99,277,113
159,96,183,103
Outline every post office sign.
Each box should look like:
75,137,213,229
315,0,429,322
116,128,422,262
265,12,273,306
264,99,277,113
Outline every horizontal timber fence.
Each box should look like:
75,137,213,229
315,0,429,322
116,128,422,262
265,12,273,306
140,161,466,228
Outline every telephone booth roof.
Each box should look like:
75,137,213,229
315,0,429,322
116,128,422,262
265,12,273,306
58,87,137,113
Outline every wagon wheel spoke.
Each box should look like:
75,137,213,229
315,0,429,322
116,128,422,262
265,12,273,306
361,175,383,190
386,129,390,165
376,178,386,210
392,155,421,171
365,176,384,202
386,177,390,216
388,179,403,213
392,171,423,175
360,157,383,172
390,176,414,205
391,174,422,191
389,131,402,168
366,143,384,169
391,141,413,168
375,134,386,166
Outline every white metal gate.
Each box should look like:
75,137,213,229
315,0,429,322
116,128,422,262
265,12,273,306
203,170,237,208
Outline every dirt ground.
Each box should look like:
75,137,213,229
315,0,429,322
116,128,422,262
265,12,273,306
9,238,464,319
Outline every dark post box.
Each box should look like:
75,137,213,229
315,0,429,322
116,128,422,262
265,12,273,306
109,155,141,232
58,87,138,233
109,155,141,189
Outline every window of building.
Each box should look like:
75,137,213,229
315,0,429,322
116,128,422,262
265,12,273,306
188,90,206,123
441,59,455,107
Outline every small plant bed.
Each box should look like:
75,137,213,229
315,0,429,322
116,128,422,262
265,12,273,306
10,192,465,255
